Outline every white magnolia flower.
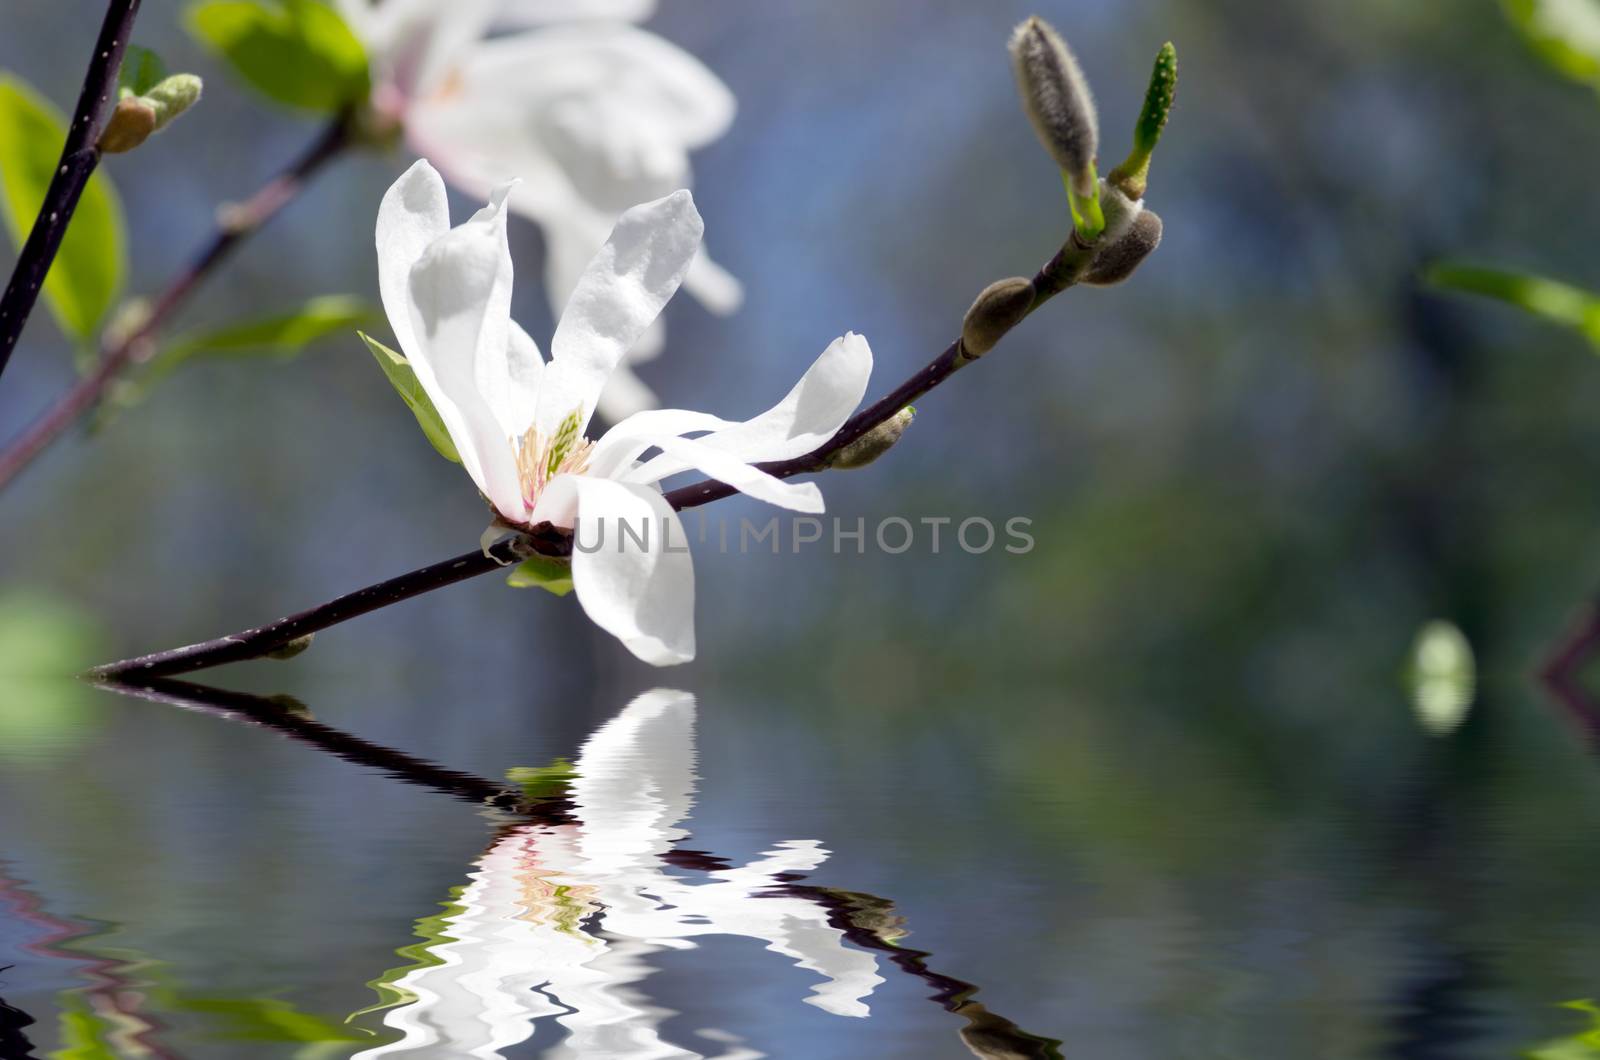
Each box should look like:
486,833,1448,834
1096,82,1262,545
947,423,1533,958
356,691,882,1058
339,0,740,421
377,160,873,665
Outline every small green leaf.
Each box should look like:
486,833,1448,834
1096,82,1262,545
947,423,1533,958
505,757,579,802
0,73,126,343
507,553,574,596
187,0,369,112
118,45,169,98
110,296,373,412
360,331,461,463
1504,0,1600,88
1426,262,1600,346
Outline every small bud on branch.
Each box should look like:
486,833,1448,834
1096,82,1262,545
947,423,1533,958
98,73,202,153
829,406,915,469
1084,209,1162,286
1009,16,1104,241
961,277,1036,359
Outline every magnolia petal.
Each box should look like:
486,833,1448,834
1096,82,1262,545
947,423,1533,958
538,190,703,437
536,476,695,666
599,428,823,512
404,180,528,521
376,159,450,359
586,407,732,480
630,332,874,483
569,688,697,871
494,0,659,26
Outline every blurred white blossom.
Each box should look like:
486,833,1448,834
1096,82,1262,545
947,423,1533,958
340,0,741,421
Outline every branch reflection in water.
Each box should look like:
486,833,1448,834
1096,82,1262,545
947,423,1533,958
97,677,1064,1059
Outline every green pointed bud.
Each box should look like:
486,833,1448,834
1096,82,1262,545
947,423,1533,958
143,74,203,131
1108,42,1177,201
1009,17,1103,240
830,407,915,470
961,277,1036,359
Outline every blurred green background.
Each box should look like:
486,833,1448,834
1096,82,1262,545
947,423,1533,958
7,0,1600,1056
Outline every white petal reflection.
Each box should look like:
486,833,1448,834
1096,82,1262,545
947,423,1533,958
356,691,882,1058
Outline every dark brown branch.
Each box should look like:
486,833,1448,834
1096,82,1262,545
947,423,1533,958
96,675,535,809
89,233,1100,680
0,115,352,491
0,0,143,379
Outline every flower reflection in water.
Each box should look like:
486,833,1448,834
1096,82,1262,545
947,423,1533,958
356,690,882,1058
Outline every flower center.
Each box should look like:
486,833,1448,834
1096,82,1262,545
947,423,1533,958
517,409,593,508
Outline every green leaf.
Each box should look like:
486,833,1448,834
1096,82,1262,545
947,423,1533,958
360,331,461,463
507,554,575,596
107,296,374,415
1504,0,1600,87
1425,261,1600,346
0,73,126,343
187,0,369,112
118,45,169,98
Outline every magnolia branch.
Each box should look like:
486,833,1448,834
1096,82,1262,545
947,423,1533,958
0,0,143,380
88,238,1097,681
0,115,352,491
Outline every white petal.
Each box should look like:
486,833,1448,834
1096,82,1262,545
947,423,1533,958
537,190,703,436
630,332,874,484
376,159,450,359
585,407,730,479
569,688,697,869
535,477,695,665
494,0,658,26
404,181,529,521
405,24,732,218
596,422,823,513
366,0,496,99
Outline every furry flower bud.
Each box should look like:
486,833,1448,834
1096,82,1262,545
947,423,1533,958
961,277,1036,358
830,407,916,470
1084,209,1163,286
1010,17,1103,238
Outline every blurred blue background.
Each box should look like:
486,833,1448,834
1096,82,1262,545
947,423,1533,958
7,0,1600,1056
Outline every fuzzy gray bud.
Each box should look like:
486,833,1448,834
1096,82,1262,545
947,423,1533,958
1009,17,1099,199
830,407,915,470
961,277,1036,358
1084,209,1162,286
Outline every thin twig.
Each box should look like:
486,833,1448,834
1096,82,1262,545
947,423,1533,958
97,675,534,809
89,236,1099,680
0,115,352,491
0,0,143,379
